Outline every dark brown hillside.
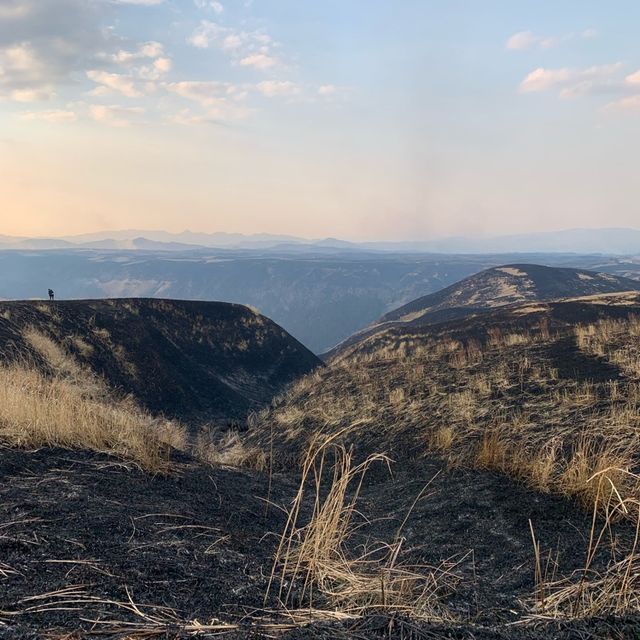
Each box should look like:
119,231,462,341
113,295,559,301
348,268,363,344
0,298,321,421
326,264,640,358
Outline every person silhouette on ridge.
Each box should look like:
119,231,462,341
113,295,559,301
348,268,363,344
48,289,55,301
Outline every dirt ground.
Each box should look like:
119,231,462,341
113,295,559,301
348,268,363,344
1,447,638,638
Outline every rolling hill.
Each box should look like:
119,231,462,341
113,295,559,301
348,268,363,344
3,250,640,354
0,299,321,421
2,290,640,637
249,290,640,465
327,264,640,357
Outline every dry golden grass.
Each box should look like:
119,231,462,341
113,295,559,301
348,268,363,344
430,426,456,452
267,436,458,619
0,364,186,473
194,427,268,471
24,328,83,377
249,313,640,509
0,331,186,473
529,468,640,619
576,315,640,378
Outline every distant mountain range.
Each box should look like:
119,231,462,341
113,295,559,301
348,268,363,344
2,227,640,254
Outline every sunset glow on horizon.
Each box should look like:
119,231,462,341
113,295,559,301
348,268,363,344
2,1,640,241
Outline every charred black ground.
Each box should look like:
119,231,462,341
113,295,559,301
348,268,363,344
0,299,321,421
2,285,640,638
1,447,634,639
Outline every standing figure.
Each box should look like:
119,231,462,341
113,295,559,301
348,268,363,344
48,289,55,301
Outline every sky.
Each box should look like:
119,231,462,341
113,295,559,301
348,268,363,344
1,0,640,241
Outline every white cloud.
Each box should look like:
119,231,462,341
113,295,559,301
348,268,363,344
194,0,224,13
506,31,554,51
240,53,276,69
153,57,172,73
105,41,172,81
626,70,640,86
19,109,77,123
188,21,228,49
506,28,598,51
89,104,145,126
604,95,640,113
0,0,172,106
519,63,624,97
0,1,119,102
519,67,572,92
188,20,280,70
10,87,55,102
169,104,252,125
318,84,337,96
0,42,55,101
165,80,241,106
0,0,324,126
111,41,164,64
86,70,142,97
257,80,299,97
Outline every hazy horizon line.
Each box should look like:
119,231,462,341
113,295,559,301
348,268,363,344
3,225,640,245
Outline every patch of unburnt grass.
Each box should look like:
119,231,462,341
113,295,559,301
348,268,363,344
0,330,186,473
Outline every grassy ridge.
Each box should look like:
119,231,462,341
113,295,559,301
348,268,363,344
247,295,640,507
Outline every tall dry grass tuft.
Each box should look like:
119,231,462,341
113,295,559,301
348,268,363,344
267,436,457,619
0,363,186,473
530,468,640,618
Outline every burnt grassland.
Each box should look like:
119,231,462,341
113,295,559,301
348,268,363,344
250,294,640,506
230,292,640,632
4,295,640,637
0,299,321,422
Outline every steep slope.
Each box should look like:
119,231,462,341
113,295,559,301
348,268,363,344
327,264,640,357
0,299,321,421
249,291,640,486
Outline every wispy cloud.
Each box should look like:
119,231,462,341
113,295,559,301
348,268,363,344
86,70,143,97
240,53,277,70
19,109,78,123
188,20,280,70
518,61,640,117
0,1,116,102
194,0,224,13
519,63,624,98
0,0,338,127
165,80,241,106
603,95,640,113
506,28,597,51
257,80,300,97
89,104,145,126
318,84,337,97
602,71,640,113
